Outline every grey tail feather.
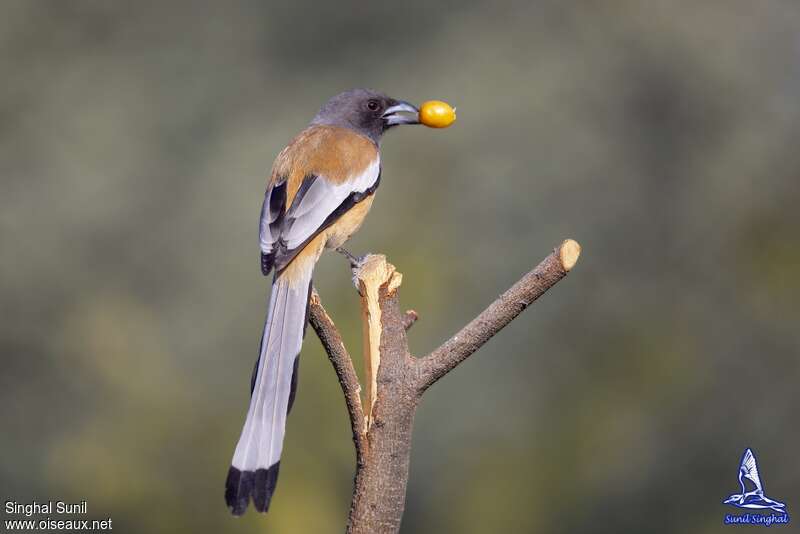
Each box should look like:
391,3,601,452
227,269,313,515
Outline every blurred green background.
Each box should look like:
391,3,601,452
2,1,799,532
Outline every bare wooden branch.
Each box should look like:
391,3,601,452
415,239,581,392
348,255,416,534
308,289,367,459
308,240,580,534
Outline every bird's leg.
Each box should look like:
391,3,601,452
335,247,368,290
335,247,361,268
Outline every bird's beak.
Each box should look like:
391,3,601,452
382,101,419,126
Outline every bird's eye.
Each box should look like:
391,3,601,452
367,100,380,111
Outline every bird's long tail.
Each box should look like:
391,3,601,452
225,265,312,515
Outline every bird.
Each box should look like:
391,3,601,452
723,448,787,514
225,89,421,516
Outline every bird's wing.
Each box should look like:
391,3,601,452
259,158,381,274
259,179,288,257
740,449,763,491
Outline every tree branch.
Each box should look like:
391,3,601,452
307,240,580,534
402,310,418,331
308,289,367,460
415,239,580,392
347,255,416,534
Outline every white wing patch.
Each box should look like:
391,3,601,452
259,157,380,256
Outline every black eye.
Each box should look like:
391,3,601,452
367,100,380,111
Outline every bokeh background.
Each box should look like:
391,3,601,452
2,1,799,532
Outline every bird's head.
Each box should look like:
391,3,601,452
310,88,419,144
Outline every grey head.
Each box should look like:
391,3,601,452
310,88,419,145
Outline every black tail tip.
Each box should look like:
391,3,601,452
225,464,281,515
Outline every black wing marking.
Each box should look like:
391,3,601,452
259,179,287,275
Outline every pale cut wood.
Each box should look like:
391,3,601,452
559,238,581,271
356,255,402,429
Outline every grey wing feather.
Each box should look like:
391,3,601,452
282,159,380,249
259,180,287,256
258,158,380,268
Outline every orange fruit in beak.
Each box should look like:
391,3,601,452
419,100,456,128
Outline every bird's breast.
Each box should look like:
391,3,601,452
323,193,376,250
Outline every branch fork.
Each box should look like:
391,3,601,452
308,239,581,534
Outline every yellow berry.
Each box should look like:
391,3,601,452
419,100,456,128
